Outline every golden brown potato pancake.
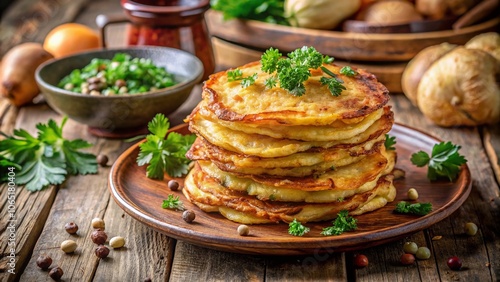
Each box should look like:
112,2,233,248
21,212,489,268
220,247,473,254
202,61,389,126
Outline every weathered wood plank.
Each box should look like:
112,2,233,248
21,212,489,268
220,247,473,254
92,197,175,281
0,105,59,282
483,125,500,186
0,101,16,135
354,232,435,282
265,252,347,281
169,242,266,282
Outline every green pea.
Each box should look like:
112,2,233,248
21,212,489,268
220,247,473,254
465,222,478,236
407,188,419,200
415,247,431,260
403,241,418,254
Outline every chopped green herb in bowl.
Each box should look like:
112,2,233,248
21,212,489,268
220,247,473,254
58,53,177,96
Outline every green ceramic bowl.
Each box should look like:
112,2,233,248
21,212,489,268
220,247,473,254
36,46,203,136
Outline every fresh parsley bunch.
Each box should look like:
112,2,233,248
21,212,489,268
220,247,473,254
411,141,467,181
0,117,97,191
137,114,196,179
321,210,357,236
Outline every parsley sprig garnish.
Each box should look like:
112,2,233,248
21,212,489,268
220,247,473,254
321,210,358,236
261,46,347,96
137,114,196,179
384,134,397,151
227,69,258,88
394,201,432,216
410,141,467,181
340,66,358,76
0,117,97,191
162,194,185,211
288,218,310,236
228,46,355,97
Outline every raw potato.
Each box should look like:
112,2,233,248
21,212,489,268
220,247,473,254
417,47,500,126
0,43,54,107
465,32,500,61
401,42,457,105
363,1,422,25
285,0,361,30
416,0,480,19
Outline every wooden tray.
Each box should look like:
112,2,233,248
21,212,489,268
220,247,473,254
206,9,500,62
108,123,472,255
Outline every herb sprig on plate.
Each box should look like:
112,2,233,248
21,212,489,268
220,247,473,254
411,141,467,181
321,210,358,236
394,201,432,216
137,114,196,179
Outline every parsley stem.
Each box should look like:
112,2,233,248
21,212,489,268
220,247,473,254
320,66,338,78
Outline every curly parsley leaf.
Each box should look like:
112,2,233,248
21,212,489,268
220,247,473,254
261,46,350,96
410,141,467,181
384,134,397,151
227,69,257,88
288,218,310,236
319,76,346,97
241,73,258,88
162,194,185,211
229,46,353,96
0,117,97,191
227,69,244,82
340,66,357,77
321,210,357,236
261,47,282,73
394,201,432,216
137,114,196,179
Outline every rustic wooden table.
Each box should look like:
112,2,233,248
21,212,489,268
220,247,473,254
1,1,499,281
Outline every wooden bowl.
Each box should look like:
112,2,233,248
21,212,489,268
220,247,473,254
206,10,499,62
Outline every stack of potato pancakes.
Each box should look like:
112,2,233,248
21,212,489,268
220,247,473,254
183,60,396,224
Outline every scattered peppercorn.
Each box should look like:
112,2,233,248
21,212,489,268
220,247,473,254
415,247,431,260
354,254,369,268
91,218,105,230
168,180,179,191
95,245,110,258
182,210,196,223
96,154,109,167
447,256,463,270
403,242,418,254
49,266,64,280
109,236,126,249
465,222,478,236
64,222,79,234
407,188,419,200
400,253,416,265
36,255,52,270
237,225,250,236
91,230,108,245
60,240,77,253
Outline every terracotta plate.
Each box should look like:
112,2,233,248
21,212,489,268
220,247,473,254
108,123,472,255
